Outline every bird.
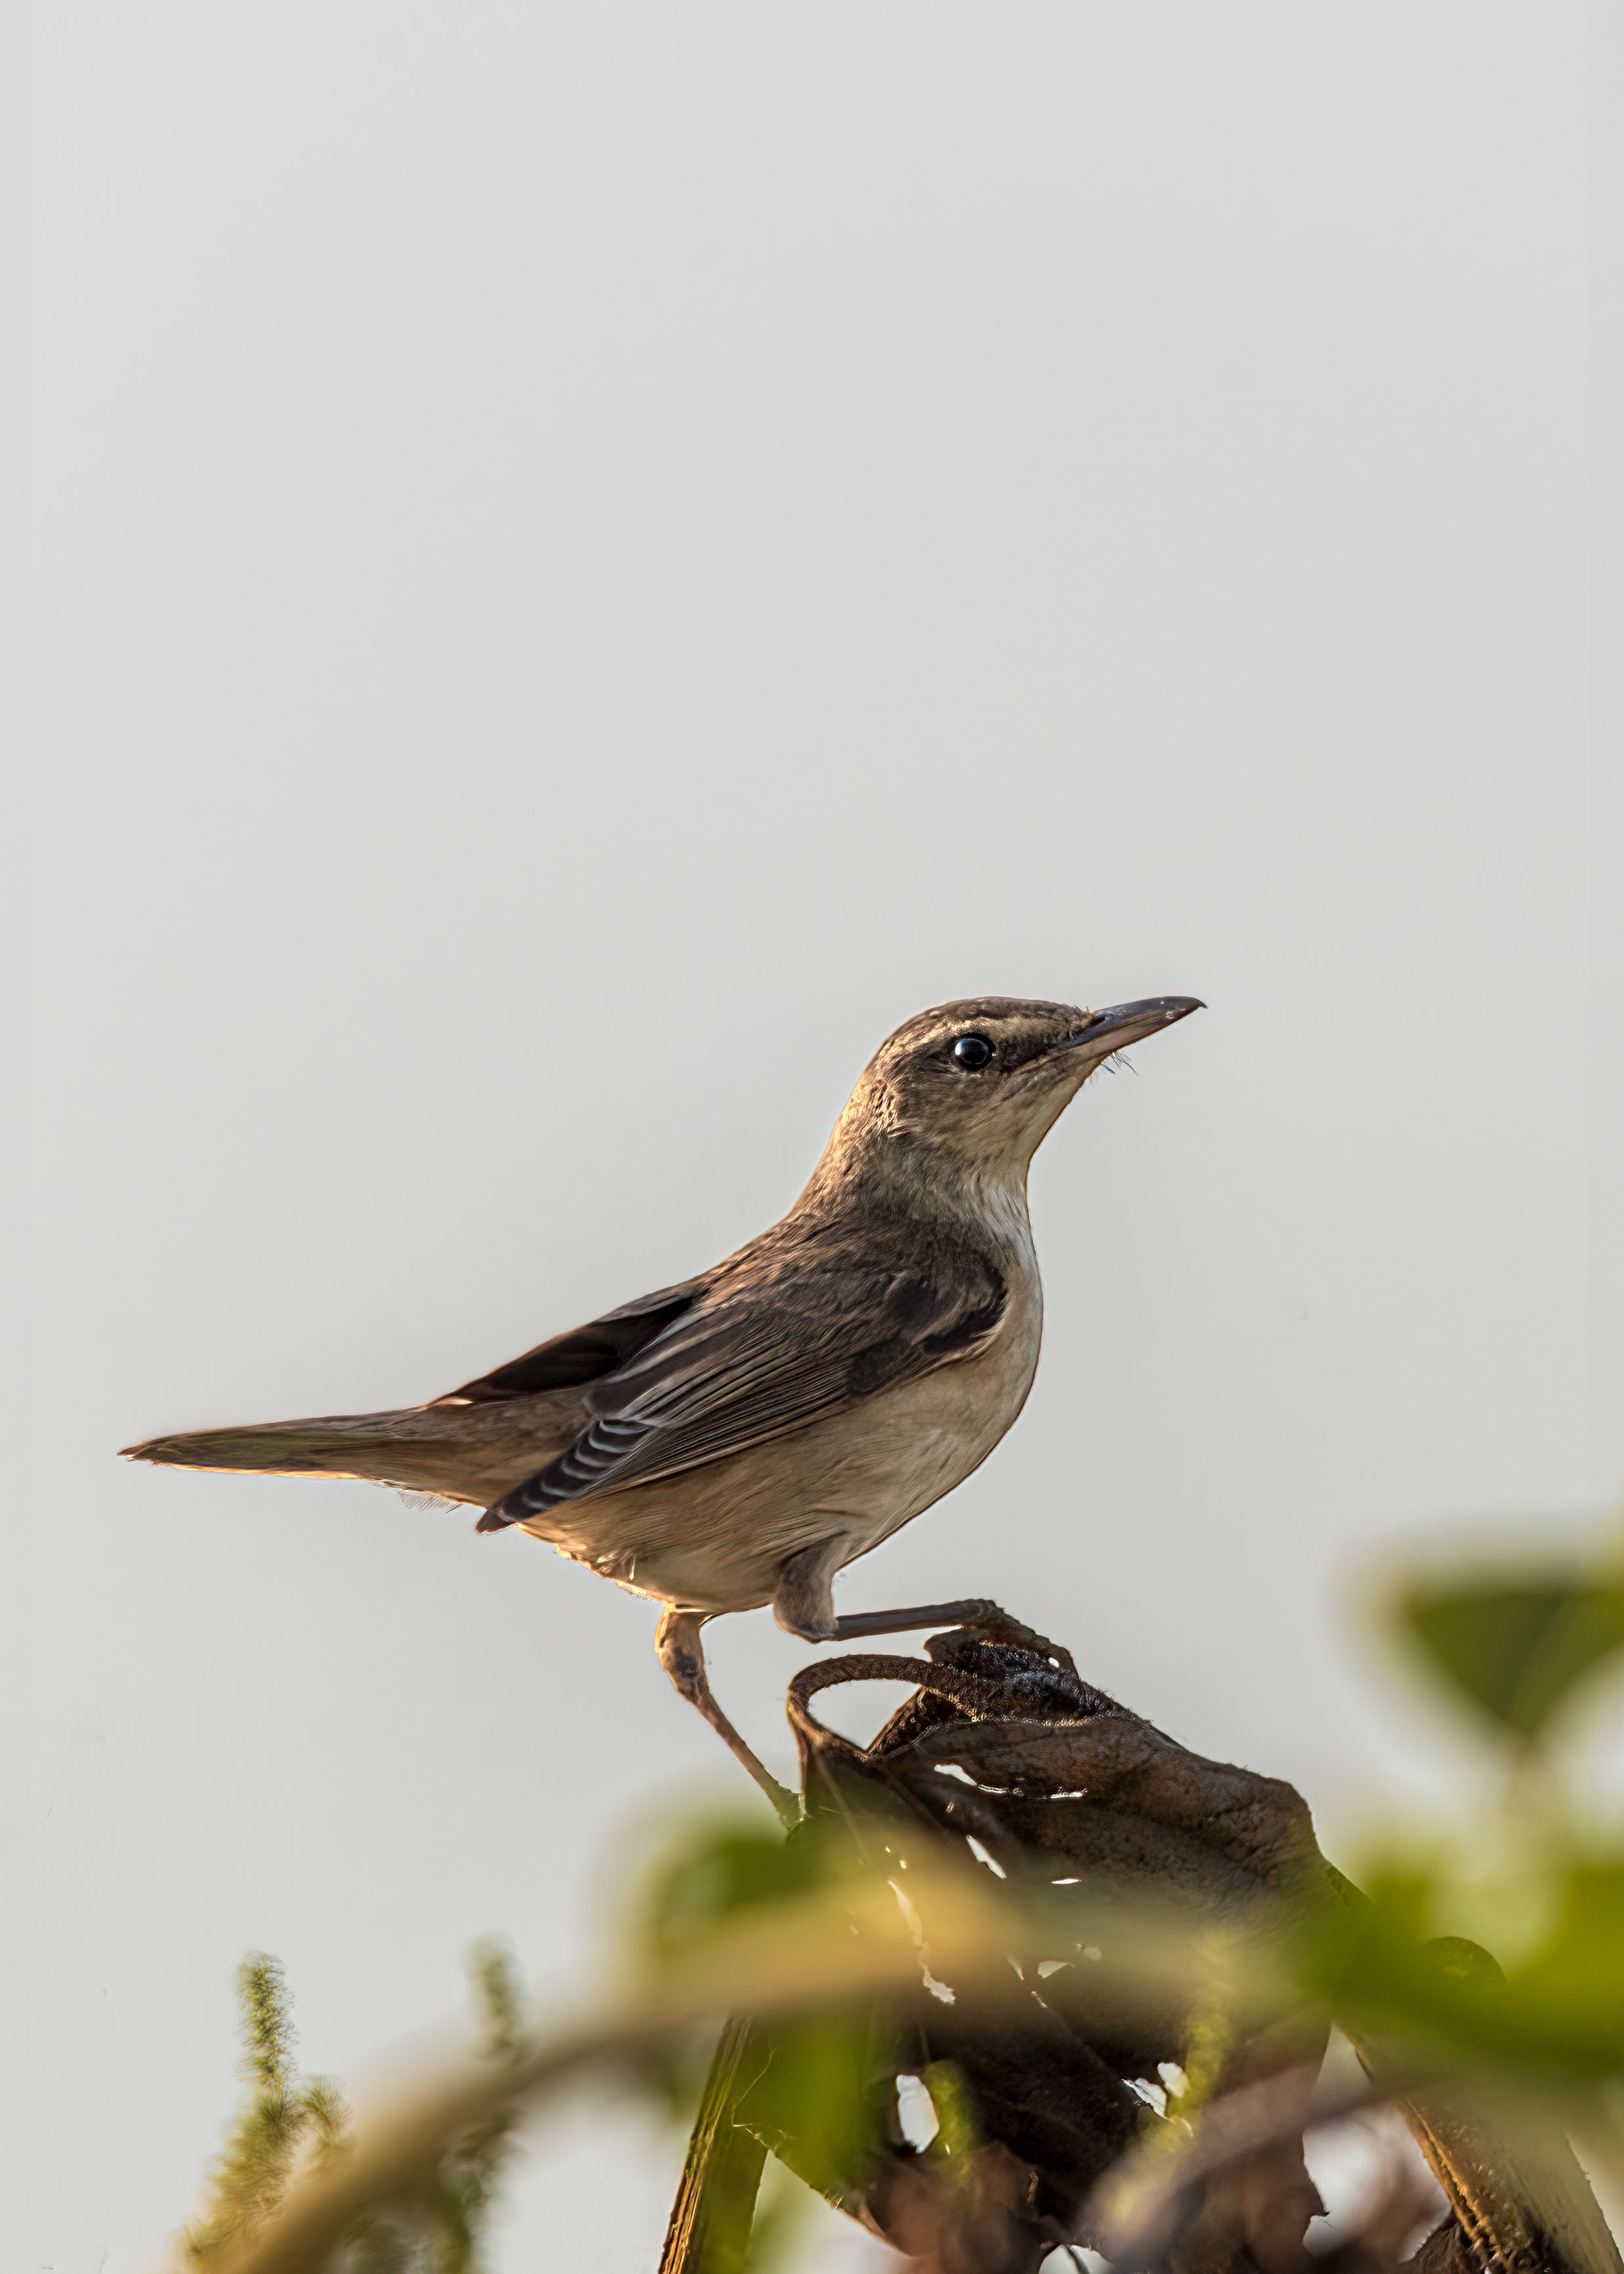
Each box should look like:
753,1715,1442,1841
123,994,1201,1819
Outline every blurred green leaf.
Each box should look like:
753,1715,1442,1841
636,1813,867,1962
734,2010,889,2206
1301,1859,1624,2082
1501,1860,1624,2070
1397,1572,1624,1740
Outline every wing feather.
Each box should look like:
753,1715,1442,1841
478,1256,1006,1530
430,1281,700,1406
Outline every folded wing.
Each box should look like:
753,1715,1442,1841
477,1255,1007,1531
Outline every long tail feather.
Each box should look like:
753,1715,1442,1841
120,1410,450,1488
119,1398,561,1510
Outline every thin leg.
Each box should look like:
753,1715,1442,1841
656,1608,800,1828
826,1597,1010,1641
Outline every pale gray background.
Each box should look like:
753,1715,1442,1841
24,3,1623,2268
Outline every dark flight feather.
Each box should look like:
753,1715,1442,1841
430,1281,700,1406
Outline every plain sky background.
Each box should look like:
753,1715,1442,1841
20,3,1624,2267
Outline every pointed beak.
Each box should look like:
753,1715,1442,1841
1051,995,1204,1065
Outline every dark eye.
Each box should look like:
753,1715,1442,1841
951,1033,995,1071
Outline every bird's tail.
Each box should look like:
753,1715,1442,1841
119,1407,468,1496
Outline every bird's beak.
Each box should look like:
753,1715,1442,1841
1050,996,1205,1065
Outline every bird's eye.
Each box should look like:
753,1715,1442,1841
951,1034,995,1071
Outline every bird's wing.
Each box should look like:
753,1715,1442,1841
429,1281,702,1407
477,1253,1008,1530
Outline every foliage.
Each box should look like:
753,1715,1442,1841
181,1943,527,2274
169,1507,1624,2274
350,1937,527,2274
182,1956,348,2267
1396,1534,1624,1744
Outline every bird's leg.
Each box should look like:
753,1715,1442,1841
772,1537,847,1641
655,1608,800,1829
774,1545,1016,1648
826,1598,1012,1640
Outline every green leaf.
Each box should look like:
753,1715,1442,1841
1503,1860,1624,2068
1397,1572,1624,1739
636,1813,865,1962
733,2010,888,2204
1303,1856,1624,2080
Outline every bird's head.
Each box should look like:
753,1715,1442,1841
824,995,1203,1182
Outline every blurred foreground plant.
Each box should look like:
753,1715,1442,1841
182,1956,347,2266
169,1516,1624,2274
1395,1526,1624,1749
182,1942,526,2274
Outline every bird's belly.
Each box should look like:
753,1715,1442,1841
528,1293,1042,1616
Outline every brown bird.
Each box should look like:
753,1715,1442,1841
123,994,1200,1818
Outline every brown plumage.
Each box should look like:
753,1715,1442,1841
123,993,1201,1816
